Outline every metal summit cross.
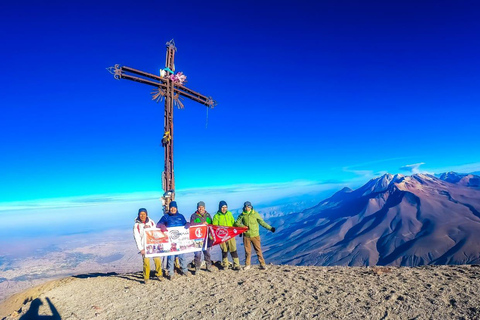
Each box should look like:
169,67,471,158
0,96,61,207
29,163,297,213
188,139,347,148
108,40,216,208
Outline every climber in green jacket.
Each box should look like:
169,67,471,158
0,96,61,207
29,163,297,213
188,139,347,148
235,201,275,270
212,200,241,270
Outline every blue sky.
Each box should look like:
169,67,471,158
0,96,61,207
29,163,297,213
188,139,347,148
1,0,479,203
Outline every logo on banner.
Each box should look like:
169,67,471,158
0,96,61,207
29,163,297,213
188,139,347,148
189,225,207,239
216,228,228,239
169,230,180,240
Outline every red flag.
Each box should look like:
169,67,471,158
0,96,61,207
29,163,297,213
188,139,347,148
208,225,248,247
189,225,208,240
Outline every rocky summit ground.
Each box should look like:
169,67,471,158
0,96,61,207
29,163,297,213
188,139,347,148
1,264,480,320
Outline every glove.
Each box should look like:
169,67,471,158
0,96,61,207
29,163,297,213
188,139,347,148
184,222,191,229
271,227,276,233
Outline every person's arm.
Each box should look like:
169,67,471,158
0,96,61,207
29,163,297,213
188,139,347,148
256,212,273,231
190,213,199,225
133,224,143,251
228,212,235,227
212,213,219,226
206,212,213,224
235,213,245,227
181,215,190,228
156,216,168,231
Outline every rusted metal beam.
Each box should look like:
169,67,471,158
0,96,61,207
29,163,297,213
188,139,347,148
119,73,167,89
174,84,216,108
121,66,166,82
162,42,176,203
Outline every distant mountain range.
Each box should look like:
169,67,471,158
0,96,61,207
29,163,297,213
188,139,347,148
263,172,480,267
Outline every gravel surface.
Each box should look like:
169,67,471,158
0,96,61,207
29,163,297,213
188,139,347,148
2,264,480,320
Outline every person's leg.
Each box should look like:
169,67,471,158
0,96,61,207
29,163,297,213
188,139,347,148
204,248,212,270
153,257,162,278
228,238,240,269
221,250,228,261
162,256,168,274
228,238,237,252
178,254,188,275
243,236,252,267
231,251,240,270
251,236,266,267
143,257,151,281
194,251,202,270
166,255,175,277
220,242,229,268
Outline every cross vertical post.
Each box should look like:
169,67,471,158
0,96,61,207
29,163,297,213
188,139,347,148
163,41,176,196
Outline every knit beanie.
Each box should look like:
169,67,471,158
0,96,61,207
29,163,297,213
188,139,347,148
218,200,228,211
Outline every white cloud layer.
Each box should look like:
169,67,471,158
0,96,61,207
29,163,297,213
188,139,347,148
0,181,344,213
399,162,426,174
0,181,346,244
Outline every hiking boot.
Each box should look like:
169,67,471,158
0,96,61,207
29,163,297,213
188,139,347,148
232,258,241,271
260,265,267,270
221,258,229,270
143,279,149,284
243,265,251,271
168,274,175,281
205,264,212,272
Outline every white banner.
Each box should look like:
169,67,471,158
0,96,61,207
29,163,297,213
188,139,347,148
144,225,208,257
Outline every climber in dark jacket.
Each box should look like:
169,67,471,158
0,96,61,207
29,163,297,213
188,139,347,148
157,201,190,279
157,201,188,228
189,201,213,274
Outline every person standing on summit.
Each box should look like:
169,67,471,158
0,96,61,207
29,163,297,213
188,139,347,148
133,208,162,283
235,201,275,270
213,201,241,270
157,201,190,279
189,201,213,274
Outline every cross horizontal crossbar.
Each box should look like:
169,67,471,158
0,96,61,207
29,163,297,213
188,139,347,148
113,65,216,108
174,83,216,108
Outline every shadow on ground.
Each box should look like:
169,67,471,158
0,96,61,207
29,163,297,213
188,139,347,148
72,272,118,279
19,297,60,320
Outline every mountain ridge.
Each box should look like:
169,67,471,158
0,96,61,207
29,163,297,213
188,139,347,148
263,172,480,267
